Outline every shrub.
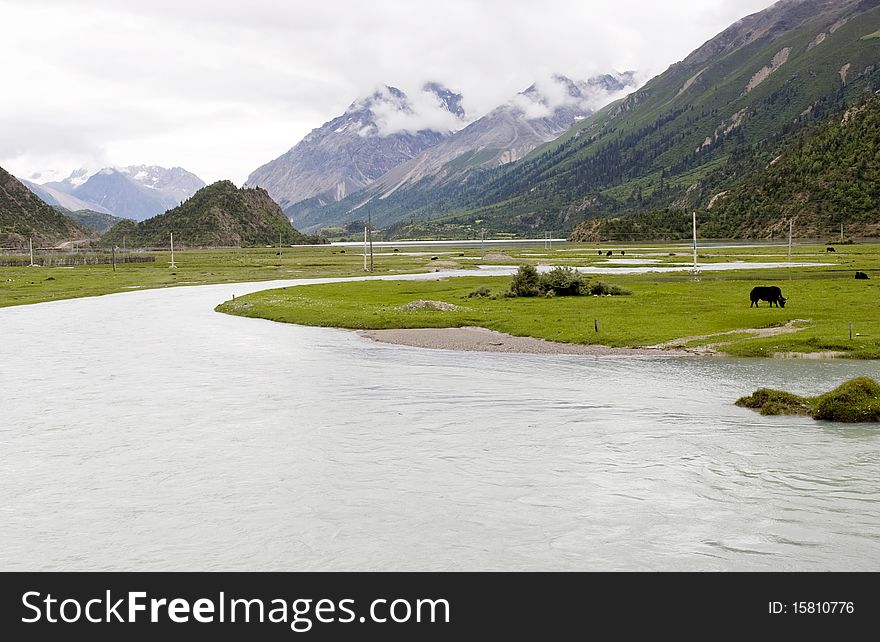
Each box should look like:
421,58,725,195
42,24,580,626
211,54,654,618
507,266,631,298
589,282,632,296
539,266,586,296
509,265,542,297
467,286,493,299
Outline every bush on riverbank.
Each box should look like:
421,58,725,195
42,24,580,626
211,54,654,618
539,267,586,296
507,266,630,298
509,265,543,297
588,281,632,296
736,377,880,422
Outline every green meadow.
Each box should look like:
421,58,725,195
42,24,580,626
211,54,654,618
216,243,880,359
5,241,880,359
0,245,438,308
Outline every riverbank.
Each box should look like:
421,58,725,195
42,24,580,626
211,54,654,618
218,263,880,359
0,246,438,308
359,326,689,356
2,241,867,308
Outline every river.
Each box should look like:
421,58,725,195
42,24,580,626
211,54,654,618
1,275,878,571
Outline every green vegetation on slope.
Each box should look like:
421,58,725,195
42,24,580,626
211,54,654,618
61,209,129,235
573,92,880,241
737,377,880,422
0,166,94,249
99,180,323,248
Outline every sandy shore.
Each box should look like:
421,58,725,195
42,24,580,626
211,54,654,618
358,326,689,357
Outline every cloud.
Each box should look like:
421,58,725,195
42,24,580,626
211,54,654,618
0,0,777,184
366,85,467,137
505,73,638,121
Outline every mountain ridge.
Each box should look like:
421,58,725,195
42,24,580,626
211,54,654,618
284,72,637,231
0,166,94,249
99,180,318,248
245,83,467,213
36,165,206,221
372,0,880,238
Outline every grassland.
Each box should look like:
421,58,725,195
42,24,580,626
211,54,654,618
216,243,880,359
0,246,443,308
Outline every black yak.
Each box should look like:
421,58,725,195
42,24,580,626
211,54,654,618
750,286,787,308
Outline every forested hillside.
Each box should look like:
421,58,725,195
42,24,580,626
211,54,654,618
100,181,323,248
572,92,880,240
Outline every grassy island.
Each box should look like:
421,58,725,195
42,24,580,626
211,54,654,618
216,250,880,359
736,377,880,422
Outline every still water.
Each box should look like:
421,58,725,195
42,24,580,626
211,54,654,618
1,275,878,571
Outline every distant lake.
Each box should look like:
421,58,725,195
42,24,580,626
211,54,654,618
1,275,878,570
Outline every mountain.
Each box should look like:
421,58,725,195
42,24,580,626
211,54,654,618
21,179,114,215
291,73,637,231
349,0,880,239
0,166,94,249
41,166,206,221
99,180,318,248
572,91,880,240
374,74,637,194
61,209,129,235
244,83,467,214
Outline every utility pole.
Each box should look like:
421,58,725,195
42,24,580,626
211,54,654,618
840,222,844,243
278,232,282,263
692,212,698,271
112,245,116,272
28,237,37,267
363,225,368,271
481,229,485,253
368,207,374,272
788,219,793,265
169,232,177,269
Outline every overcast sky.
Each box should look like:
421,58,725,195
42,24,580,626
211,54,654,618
0,0,775,185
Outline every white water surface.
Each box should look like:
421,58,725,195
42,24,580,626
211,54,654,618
1,274,878,571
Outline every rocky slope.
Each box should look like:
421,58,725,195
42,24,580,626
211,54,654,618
245,84,467,214
287,73,636,231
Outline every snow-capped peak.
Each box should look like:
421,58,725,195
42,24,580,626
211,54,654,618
65,167,93,188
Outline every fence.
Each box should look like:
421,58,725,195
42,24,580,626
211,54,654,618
0,253,156,267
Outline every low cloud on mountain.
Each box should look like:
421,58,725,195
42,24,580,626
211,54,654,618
0,0,774,183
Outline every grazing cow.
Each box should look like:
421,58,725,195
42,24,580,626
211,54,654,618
827,247,836,252
855,271,870,280
750,286,787,308
621,250,626,256
598,250,603,256
606,251,613,257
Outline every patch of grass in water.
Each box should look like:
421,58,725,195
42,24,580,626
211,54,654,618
735,389,812,416
812,377,880,423
737,377,880,423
